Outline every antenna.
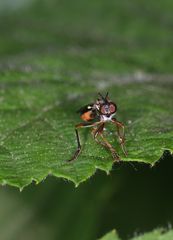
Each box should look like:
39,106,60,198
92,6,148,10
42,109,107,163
98,92,104,99
105,92,109,98
98,92,109,101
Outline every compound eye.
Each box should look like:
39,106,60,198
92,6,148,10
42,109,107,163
100,105,108,114
109,103,116,113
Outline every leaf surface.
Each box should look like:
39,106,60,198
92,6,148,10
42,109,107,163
0,0,173,188
101,229,173,240
0,63,173,189
99,230,120,240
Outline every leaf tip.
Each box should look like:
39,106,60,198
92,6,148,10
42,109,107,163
75,183,79,188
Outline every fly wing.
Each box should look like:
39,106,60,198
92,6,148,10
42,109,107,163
77,103,97,121
76,104,94,115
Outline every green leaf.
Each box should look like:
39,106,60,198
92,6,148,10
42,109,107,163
101,229,173,240
132,229,173,240
0,58,173,189
99,230,120,240
0,0,173,189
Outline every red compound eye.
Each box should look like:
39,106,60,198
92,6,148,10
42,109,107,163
100,103,117,115
100,105,107,114
109,103,116,113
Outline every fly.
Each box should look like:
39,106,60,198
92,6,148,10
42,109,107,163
69,92,127,162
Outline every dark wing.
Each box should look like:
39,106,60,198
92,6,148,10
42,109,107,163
76,103,94,115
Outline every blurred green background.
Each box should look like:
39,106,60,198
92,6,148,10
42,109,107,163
0,0,173,239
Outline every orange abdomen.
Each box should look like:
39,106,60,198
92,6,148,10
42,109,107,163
80,111,93,121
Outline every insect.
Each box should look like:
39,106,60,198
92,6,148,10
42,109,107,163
69,92,127,162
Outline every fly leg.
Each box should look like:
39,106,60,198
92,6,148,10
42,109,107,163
68,122,101,162
112,118,128,157
92,123,121,161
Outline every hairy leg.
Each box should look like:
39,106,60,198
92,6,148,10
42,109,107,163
112,118,127,156
92,123,120,161
68,121,101,162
